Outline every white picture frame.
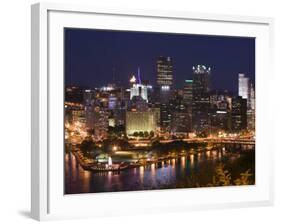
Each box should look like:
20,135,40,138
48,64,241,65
31,2,274,221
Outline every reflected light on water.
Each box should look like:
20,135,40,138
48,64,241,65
218,151,222,160
65,143,254,194
71,154,77,181
140,166,144,175
65,154,69,163
82,170,90,192
151,163,156,175
108,171,112,182
181,156,186,168
190,154,194,167
172,158,176,166
197,152,202,162
206,150,211,158
212,150,217,158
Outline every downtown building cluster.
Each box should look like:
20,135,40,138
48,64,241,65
65,56,255,141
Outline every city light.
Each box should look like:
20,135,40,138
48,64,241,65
112,145,118,151
64,31,255,194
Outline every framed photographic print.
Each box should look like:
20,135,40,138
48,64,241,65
31,2,274,221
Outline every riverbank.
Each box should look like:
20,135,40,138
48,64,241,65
71,145,242,173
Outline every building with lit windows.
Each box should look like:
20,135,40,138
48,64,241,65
209,90,232,132
156,56,173,87
247,83,255,130
183,79,193,132
183,80,193,105
92,105,109,139
238,73,249,100
129,69,148,102
192,65,211,133
126,110,158,136
155,56,174,104
130,83,148,102
231,96,247,132
238,73,255,131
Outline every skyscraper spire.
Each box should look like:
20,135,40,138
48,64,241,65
137,67,141,84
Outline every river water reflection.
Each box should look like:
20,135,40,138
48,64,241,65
65,145,254,194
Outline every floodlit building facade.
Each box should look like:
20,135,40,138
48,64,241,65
238,73,249,100
126,111,158,136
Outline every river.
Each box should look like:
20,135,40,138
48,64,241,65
65,144,255,194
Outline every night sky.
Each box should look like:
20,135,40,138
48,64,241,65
65,28,255,94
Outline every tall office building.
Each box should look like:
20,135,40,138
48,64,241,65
183,79,193,132
65,86,84,104
247,83,255,130
209,90,231,132
90,104,109,140
183,80,193,105
130,83,148,102
129,69,148,102
192,65,211,133
156,56,173,88
231,96,247,132
238,73,255,130
156,56,174,131
238,73,249,100
159,102,172,132
170,95,191,135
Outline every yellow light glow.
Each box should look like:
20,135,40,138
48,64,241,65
130,75,136,83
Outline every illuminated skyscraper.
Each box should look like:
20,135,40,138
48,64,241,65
170,95,191,135
192,65,211,133
155,56,174,131
183,80,193,105
238,73,255,130
231,96,247,132
129,68,148,102
238,73,249,100
156,56,173,88
92,105,109,139
247,82,255,130
209,90,232,132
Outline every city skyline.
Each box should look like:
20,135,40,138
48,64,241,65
64,28,255,194
65,28,255,94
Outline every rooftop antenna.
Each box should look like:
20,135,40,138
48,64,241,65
137,67,141,84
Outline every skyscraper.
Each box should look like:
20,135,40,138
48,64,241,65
129,69,148,102
183,79,193,131
183,80,193,105
170,94,190,135
156,56,174,132
156,56,173,88
238,73,255,130
129,83,148,102
192,65,211,133
231,96,247,132
247,83,255,130
238,73,249,100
